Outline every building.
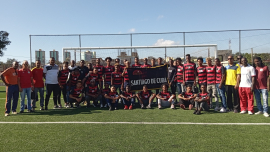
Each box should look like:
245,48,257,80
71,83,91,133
50,50,59,61
63,51,71,62
35,49,46,65
117,49,139,65
217,50,232,61
81,51,96,61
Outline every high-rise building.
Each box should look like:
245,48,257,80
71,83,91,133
63,51,71,62
35,49,46,66
81,51,96,61
50,50,59,61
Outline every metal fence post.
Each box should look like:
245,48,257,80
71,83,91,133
183,32,185,60
79,35,81,61
239,30,241,55
29,35,32,69
130,34,132,56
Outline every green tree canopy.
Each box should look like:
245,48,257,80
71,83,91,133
0,31,11,57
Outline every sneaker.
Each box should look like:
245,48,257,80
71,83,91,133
214,107,220,111
66,104,70,108
93,104,97,108
171,104,175,109
228,109,233,112
115,107,118,110
45,107,48,110
40,107,44,111
141,104,145,109
5,113,9,116
129,105,133,110
146,105,151,109
109,106,112,111
158,104,162,109
180,104,186,110
58,104,62,109
255,111,263,115
100,104,104,108
248,111,253,115
53,105,59,109
220,107,226,113
76,104,81,108
240,110,246,114
263,112,269,117
196,110,201,115
234,109,239,113
189,104,193,110
124,105,128,110
12,111,17,115
104,104,108,108
20,111,24,113
27,110,33,113
32,106,37,108
193,110,197,114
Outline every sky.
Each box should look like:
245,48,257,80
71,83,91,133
1,0,270,63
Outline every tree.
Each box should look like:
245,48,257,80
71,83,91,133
0,31,11,57
6,58,18,64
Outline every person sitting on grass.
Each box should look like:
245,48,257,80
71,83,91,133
136,85,156,109
69,81,84,108
156,83,176,109
85,79,102,108
178,85,197,110
120,85,136,110
194,84,210,115
66,68,80,108
101,83,110,108
104,85,121,111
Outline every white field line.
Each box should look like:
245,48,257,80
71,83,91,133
0,122,270,125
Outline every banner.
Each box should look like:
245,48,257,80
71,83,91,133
127,65,168,91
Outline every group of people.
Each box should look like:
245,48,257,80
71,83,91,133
1,54,269,117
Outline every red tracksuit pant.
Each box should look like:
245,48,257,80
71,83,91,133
239,87,254,113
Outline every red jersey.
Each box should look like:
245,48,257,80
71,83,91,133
102,88,110,94
104,65,114,82
69,73,80,86
70,87,83,98
206,65,216,85
18,69,33,88
132,64,141,68
31,67,44,88
197,92,210,105
181,92,194,98
87,85,99,95
111,71,122,85
85,73,99,85
255,66,269,89
141,64,151,68
122,91,134,98
216,65,224,84
140,90,153,100
196,66,207,84
119,65,125,72
123,70,129,82
93,65,104,80
159,91,172,101
184,62,196,82
106,91,119,98
58,69,69,86
176,65,184,83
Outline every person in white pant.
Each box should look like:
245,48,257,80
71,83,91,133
156,83,175,109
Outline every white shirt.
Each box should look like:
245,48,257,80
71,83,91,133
43,64,59,84
239,65,256,88
68,65,77,71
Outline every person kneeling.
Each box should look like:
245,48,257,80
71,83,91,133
156,83,175,109
104,85,121,110
69,81,84,108
178,85,197,110
120,85,135,110
136,85,156,109
85,80,102,108
194,84,210,115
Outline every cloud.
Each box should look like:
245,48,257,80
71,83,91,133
153,39,180,46
157,15,164,20
129,28,136,33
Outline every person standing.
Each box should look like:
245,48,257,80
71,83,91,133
205,58,219,110
18,61,34,113
238,58,256,115
168,59,177,95
132,57,141,68
93,58,104,89
43,57,59,110
77,60,89,81
225,55,241,113
237,55,243,67
122,60,130,89
115,58,125,72
104,57,114,86
58,62,69,108
87,63,93,72
151,58,156,67
111,64,123,93
196,58,207,90
68,60,77,71
141,58,151,68
31,60,45,111
175,58,184,97
215,58,227,113
253,57,269,117
1,61,19,116
183,54,196,90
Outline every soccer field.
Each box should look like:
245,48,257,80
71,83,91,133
0,86,270,151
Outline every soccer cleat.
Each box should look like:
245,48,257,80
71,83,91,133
53,105,59,109
263,112,269,117
255,111,263,115
248,111,253,115
124,105,128,110
146,105,151,109
40,107,44,111
129,105,133,110
45,107,48,110
214,107,220,111
158,104,162,109
171,104,175,109
234,109,239,113
27,110,33,113
100,104,104,108
141,104,145,109
104,104,108,108
180,104,186,110
196,110,201,115
5,113,9,116
189,104,193,110
240,111,246,114
58,104,62,109
12,111,17,115
219,107,226,113
109,106,112,111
